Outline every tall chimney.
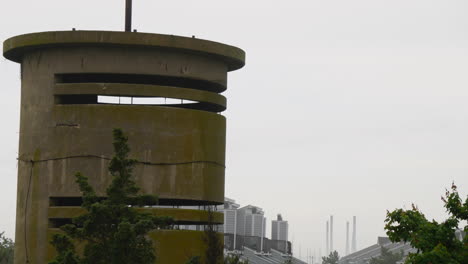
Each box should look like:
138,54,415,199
326,221,329,255
330,215,334,253
352,216,357,252
346,221,350,255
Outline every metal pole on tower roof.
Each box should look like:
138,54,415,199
125,0,132,31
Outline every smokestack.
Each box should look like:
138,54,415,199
346,221,350,255
330,215,334,253
326,221,329,255
260,217,265,252
352,216,357,252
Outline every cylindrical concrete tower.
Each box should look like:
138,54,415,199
3,30,244,264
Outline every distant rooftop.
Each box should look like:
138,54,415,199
239,205,264,215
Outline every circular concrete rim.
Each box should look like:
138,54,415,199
3,30,245,71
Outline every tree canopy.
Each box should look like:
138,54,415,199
322,250,340,264
49,129,172,264
224,255,249,264
369,246,403,264
0,232,14,264
203,207,224,264
384,183,467,264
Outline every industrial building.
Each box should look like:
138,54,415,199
338,237,414,264
241,248,306,264
339,230,466,264
219,198,303,264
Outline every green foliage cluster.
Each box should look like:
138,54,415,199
186,256,202,264
49,129,173,264
185,207,249,264
0,232,14,264
224,255,249,264
369,246,403,264
322,250,340,264
384,183,468,264
186,254,250,264
186,207,225,264
204,208,224,264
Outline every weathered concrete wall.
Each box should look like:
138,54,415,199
3,30,245,264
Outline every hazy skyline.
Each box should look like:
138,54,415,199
1,0,468,261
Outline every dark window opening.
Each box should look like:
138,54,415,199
50,197,84,206
49,218,73,228
55,95,97,104
49,197,222,207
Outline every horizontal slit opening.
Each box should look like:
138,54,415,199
49,218,73,228
55,73,225,93
55,95,97,104
50,197,223,207
49,218,218,229
55,95,224,112
97,96,199,105
179,224,222,231
50,197,85,206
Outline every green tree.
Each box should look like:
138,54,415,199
322,250,340,264
203,207,224,264
384,183,467,264
186,208,249,264
186,256,202,264
369,246,403,264
49,129,173,264
224,255,249,264
0,232,14,264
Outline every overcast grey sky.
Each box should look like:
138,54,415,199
1,0,468,261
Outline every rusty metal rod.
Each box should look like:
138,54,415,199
125,0,132,32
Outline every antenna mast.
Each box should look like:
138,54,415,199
125,0,132,32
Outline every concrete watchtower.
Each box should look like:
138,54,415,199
3,30,244,263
